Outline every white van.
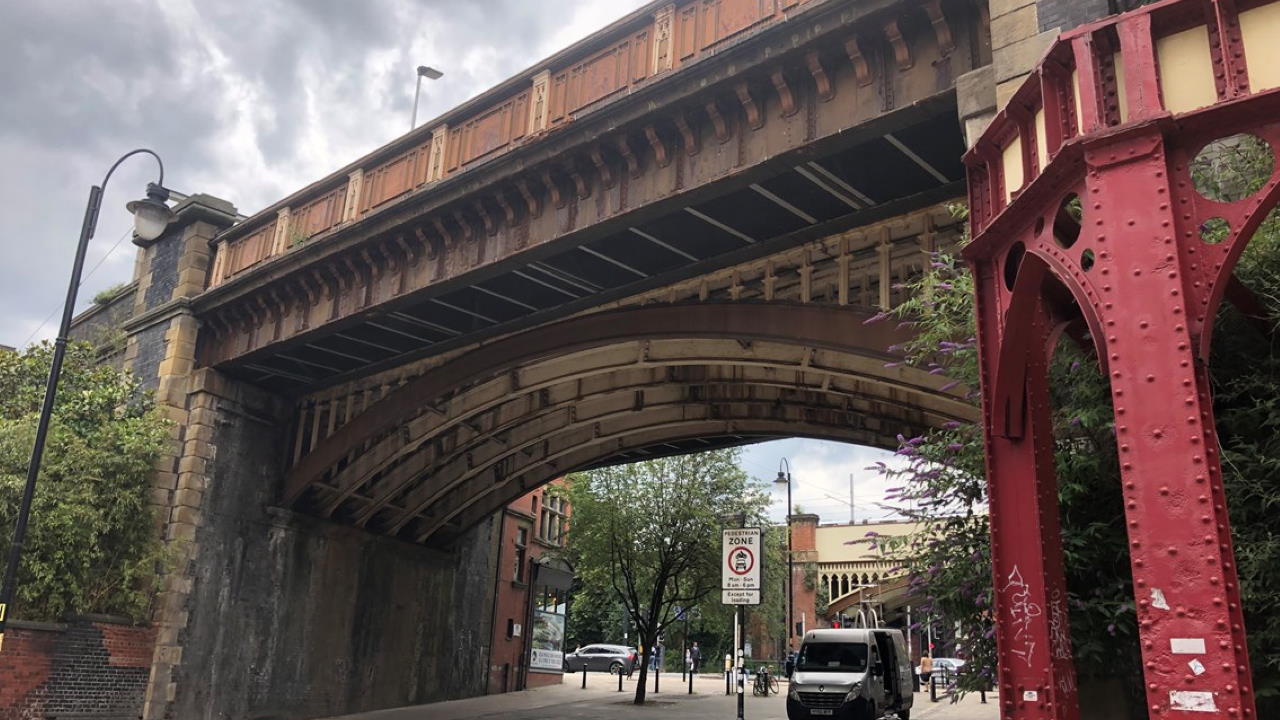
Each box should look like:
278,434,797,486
785,628,914,720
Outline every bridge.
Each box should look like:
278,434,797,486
52,0,1275,718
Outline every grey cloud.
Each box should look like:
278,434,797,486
0,0,647,346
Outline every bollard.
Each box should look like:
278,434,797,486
930,674,937,702
654,666,660,693
688,663,694,695
618,668,624,692
582,663,588,689
726,670,731,695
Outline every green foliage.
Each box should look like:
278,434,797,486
91,282,130,306
563,448,775,702
0,342,169,621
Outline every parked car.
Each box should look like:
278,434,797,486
915,657,965,681
563,644,638,675
786,628,914,720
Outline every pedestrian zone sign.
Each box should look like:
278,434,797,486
722,527,762,605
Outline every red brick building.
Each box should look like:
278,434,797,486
487,479,573,693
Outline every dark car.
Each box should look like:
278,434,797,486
563,644,638,674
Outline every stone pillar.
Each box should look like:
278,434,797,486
116,194,239,720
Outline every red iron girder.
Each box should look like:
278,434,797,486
964,0,1277,717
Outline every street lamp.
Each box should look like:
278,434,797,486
0,149,173,652
411,65,443,130
774,458,793,651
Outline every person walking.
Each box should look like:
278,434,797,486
690,642,702,674
919,654,933,686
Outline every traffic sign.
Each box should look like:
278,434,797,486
721,527,762,605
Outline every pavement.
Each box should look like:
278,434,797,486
324,673,1001,720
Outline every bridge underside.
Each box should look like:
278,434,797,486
213,98,965,393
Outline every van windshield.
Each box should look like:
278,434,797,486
797,642,869,672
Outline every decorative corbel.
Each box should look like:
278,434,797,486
590,147,616,189
923,0,955,55
298,274,319,306
516,179,541,219
644,125,670,168
340,256,361,291
616,135,641,177
806,51,834,101
844,36,873,86
735,81,764,130
451,210,475,245
541,169,566,209
565,160,590,200
674,111,699,156
495,190,518,226
883,20,912,70
473,198,497,235
431,216,456,249
414,225,435,259
705,99,731,143
394,234,420,265
359,248,384,281
770,68,799,117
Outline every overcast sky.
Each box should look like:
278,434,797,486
0,1,901,507
0,0,655,346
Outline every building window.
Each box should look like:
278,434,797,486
514,526,529,583
539,492,568,546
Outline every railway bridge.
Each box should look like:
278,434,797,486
54,0,1274,717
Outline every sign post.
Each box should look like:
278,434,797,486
722,527,761,720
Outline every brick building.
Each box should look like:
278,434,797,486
487,479,573,693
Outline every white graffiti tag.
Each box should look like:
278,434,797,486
1004,566,1043,667
1049,589,1072,662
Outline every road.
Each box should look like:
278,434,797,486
325,673,1001,720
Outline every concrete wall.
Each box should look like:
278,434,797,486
0,616,155,719
161,371,500,719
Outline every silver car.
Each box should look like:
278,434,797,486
563,644,638,674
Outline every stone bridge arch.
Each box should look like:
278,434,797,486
283,301,974,545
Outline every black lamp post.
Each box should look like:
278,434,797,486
0,149,174,652
774,458,793,651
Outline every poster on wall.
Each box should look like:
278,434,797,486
530,610,565,671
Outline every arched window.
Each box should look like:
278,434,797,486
861,573,870,586
840,574,850,595
872,572,880,584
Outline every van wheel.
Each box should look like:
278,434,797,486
609,661,624,675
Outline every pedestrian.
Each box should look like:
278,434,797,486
784,647,796,677
919,654,933,685
690,642,702,673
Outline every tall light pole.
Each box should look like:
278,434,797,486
0,149,174,653
774,458,793,653
411,65,443,130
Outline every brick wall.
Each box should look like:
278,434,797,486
0,617,156,720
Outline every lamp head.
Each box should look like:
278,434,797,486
417,66,443,79
126,183,174,242
775,470,788,484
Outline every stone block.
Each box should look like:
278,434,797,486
997,76,1027,110
167,522,197,542
994,28,1058,84
964,111,997,148
174,488,204,510
150,488,173,507
956,65,996,121
183,438,215,461
990,0,1034,20
177,455,209,477
992,4,1038,50
170,506,201,527
177,472,207,493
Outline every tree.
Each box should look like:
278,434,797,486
0,342,169,621
564,448,770,704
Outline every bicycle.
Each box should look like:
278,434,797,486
752,665,780,696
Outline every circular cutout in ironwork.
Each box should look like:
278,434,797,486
1190,133,1274,203
1081,248,1095,272
1054,193,1083,249
1004,242,1026,291
1200,217,1230,245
